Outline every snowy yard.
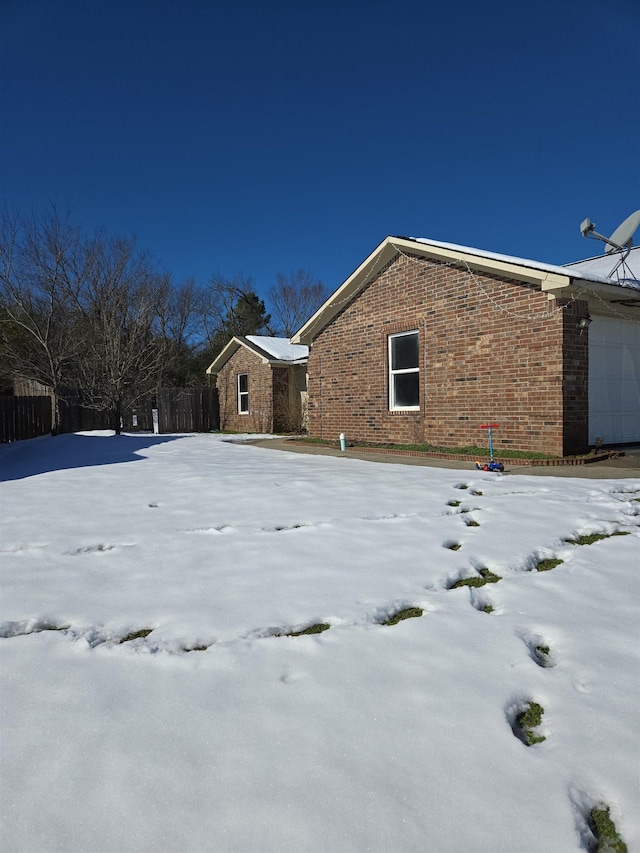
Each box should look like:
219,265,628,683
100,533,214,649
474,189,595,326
1,432,638,853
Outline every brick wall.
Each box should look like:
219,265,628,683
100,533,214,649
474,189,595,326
307,252,589,456
216,347,275,433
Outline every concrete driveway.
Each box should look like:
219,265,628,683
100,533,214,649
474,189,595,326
249,438,640,479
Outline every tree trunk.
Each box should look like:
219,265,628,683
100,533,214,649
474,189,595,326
113,398,122,435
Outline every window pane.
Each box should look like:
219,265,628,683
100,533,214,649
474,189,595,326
394,373,419,407
238,374,248,392
391,333,419,370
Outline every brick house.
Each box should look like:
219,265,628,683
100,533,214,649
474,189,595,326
291,237,640,457
206,336,308,434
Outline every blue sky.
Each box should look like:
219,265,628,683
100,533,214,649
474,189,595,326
2,0,639,302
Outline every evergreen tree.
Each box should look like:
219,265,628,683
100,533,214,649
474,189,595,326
209,291,271,357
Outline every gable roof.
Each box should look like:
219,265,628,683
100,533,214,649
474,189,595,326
291,235,640,345
205,336,308,375
564,246,640,288
244,335,309,361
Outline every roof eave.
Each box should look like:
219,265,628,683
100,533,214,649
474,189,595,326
206,337,309,374
268,358,308,367
205,338,240,375
291,237,398,345
542,276,640,318
292,236,576,345
205,336,273,375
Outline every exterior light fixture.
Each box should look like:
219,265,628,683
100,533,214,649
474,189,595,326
577,316,592,334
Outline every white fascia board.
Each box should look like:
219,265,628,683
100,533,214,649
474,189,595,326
205,337,272,375
267,358,308,367
542,277,639,299
291,238,398,345
205,339,240,375
406,238,573,288
558,279,640,319
206,336,307,375
292,236,577,345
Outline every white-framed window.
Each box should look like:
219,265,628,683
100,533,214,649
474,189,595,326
237,373,249,413
389,331,420,410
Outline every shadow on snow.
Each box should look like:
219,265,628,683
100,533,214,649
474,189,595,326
0,432,185,482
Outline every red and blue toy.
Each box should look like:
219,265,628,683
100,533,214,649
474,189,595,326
475,423,504,472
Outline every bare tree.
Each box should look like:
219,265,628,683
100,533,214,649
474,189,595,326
0,206,87,429
267,269,328,337
1,206,282,434
153,274,204,385
73,234,169,433
198,274,255,351
199,274,270,361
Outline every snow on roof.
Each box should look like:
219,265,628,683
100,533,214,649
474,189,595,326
409,237,640,287
410,237,592,275
564,246,640,288
293,234,640,346
245,335,308,361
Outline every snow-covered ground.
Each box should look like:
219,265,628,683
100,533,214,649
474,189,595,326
1,432,638,853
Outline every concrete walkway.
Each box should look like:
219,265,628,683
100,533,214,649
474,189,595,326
248,438,640,479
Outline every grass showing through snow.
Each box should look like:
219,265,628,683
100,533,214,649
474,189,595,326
0,432,637,853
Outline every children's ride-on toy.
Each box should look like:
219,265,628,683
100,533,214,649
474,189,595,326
475,423,504,472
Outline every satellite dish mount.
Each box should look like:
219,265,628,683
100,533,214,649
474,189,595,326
579,209,640,278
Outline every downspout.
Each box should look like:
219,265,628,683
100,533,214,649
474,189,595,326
423,316,428,443
319,353,323,439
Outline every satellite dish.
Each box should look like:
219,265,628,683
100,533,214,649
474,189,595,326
579,208,640,253
605,209,640,253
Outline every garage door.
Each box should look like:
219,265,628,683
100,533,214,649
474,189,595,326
589,316,640,444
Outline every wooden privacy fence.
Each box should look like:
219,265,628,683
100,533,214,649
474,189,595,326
0,396,53,443
58,395,114,434
1,387,219,441
156,387,218,433
58,387,218,434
